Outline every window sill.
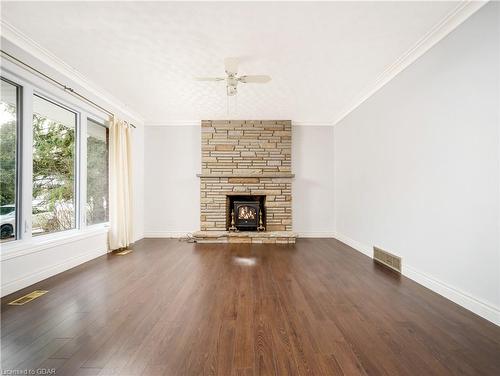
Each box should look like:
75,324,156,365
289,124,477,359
1,225,109,262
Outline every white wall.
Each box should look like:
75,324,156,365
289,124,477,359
144,124,335,237
334,3,500,324
144,125,201,236
132,124,145,241
293,125,335,236
1,229,108,296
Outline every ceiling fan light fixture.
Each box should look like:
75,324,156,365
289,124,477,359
195,57,271,97
227,85,237,96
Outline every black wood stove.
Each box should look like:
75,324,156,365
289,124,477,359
227,195,266,231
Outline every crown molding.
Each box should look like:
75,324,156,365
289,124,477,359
332,0,488,126
292,121,334,127
145,121,201,127
145,120,334,127
0,19,144,124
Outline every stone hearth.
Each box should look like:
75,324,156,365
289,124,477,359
193,120,297,244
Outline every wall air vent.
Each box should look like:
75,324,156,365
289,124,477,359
373,247,401,273
8,290,48,305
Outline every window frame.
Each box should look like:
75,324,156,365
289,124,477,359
31,92,80,237
0,65,109,257
0,76,22,243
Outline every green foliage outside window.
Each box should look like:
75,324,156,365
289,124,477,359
32,112,76,233
0,103,16,207
87,123,109,225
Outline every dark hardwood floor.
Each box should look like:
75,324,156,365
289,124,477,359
2,238,500,375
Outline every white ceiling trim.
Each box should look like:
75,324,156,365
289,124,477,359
0,19,144,124
145,121,200,127
292,122,334,127
332,0,487,127
145,121,334,127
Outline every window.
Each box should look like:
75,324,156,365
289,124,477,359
87,119,109,225
1,71,112,247
32,95,77,236
0,79,20,243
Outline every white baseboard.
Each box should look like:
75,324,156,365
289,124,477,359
333,232,500,327
144,231,193,238
1,247,107,297
297,231,336,238
403,265,500,326
134,232,145,242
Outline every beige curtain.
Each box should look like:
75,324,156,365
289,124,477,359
108,117,134,250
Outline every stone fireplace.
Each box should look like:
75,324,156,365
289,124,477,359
193,120,297,243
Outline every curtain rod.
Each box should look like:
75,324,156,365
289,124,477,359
1,49,136,128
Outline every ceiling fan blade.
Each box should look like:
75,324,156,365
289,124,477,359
224,57,239,76
238,75,272,84
194,77,225,81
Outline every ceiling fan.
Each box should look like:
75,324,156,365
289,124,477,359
195,58,271,96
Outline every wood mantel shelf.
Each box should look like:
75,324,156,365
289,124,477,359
196,173,295,178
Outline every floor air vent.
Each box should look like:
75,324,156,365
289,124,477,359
373,247,401,273
115,249,133,255
8,290,48,305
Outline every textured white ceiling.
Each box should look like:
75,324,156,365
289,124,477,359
1,1,460,124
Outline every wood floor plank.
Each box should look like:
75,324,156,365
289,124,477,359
2,238,500,376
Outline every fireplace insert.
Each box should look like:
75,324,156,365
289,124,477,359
234,200,259,229
227,195,266,231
